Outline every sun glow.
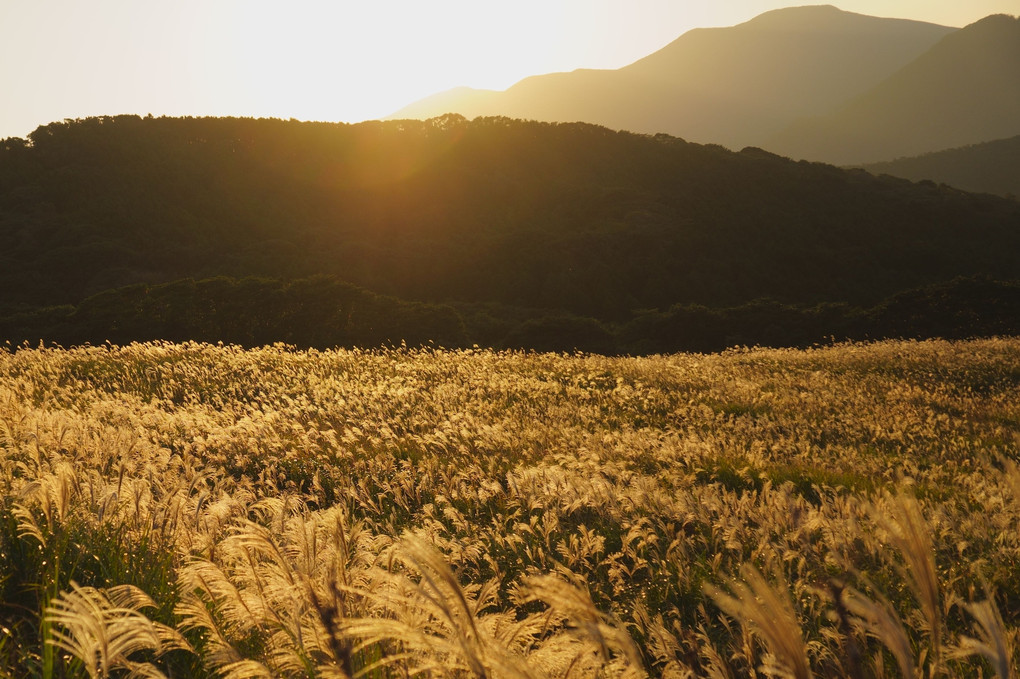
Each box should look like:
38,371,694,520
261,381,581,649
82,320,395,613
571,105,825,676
1,0,1016,140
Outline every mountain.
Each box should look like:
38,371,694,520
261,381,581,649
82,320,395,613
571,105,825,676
390,5,953,149
770,14,1020,164
859,136,1020,199
2,115,1019,350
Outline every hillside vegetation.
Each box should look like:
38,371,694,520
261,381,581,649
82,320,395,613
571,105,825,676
860,135,1020,199
2,114,1019,351
4,273,1019,356
1,338,1019,676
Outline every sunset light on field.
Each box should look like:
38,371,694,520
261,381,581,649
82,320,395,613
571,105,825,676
2,0,1020,673
1,0,1016,140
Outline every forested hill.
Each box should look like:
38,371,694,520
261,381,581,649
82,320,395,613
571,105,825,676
1,114,1019,351
859,135,1020,199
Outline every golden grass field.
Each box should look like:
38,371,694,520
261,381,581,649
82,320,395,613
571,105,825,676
1,338,1019,678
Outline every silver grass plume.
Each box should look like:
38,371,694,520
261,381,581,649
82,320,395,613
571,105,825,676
45,581,191,679
840,584,915,679
342,534,541,679
953,598,1013,679
523,572,645,678
705,564,812,679
871,492,942,670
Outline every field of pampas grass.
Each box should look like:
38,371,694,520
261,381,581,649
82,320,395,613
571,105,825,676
0,338,1018,677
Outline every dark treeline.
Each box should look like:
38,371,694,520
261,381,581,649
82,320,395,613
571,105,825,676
2,114,1019,351
3,274,1017,355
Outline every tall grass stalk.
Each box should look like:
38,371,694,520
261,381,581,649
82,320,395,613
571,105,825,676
706,565,812,679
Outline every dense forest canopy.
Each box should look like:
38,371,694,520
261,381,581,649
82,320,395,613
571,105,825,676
1,114,1019,351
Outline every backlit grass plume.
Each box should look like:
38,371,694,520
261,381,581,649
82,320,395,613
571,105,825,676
45,582,190,678
706,564,812,679
954,598,1014,679
871,492,943,672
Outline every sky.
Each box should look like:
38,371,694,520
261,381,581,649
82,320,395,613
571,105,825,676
2,1,1017,140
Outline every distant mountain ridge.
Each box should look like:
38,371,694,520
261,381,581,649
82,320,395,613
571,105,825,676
859,135,1020,198
390,5,955,152
770,13,1020,164
391,6,1020,165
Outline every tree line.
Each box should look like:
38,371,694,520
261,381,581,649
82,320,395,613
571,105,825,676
3,274,1016,355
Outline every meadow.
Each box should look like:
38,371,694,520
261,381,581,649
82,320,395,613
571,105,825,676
0,338,1018,678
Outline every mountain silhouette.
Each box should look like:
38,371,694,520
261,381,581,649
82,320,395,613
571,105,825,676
859,135,1020,198
390,5,953,149
769,14,1020,164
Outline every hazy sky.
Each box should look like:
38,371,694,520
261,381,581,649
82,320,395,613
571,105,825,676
2,1,1017,140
